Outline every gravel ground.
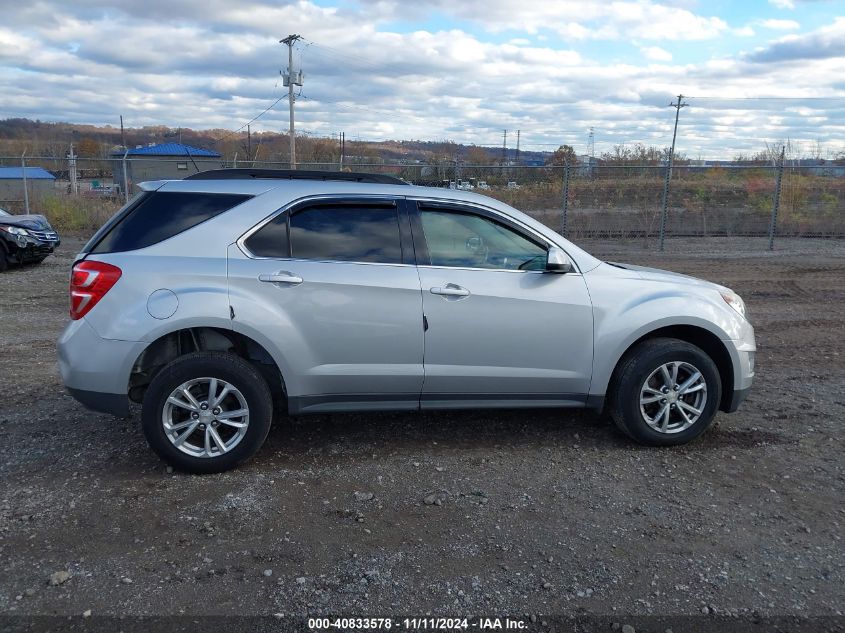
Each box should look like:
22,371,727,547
0,235,843,631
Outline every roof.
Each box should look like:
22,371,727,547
0,167,56,180
111,142,221,158
184,168,408,185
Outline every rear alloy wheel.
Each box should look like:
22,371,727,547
609,338,721,446
142,352,273,473
162,377,251,458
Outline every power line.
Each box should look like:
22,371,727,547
688,96,845,101
213,94,288,145
303,40,387,72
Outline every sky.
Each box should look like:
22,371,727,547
0,0,844,158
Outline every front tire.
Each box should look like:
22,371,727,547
141,352,273,473
608,338,721,446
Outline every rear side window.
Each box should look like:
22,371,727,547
90,192,251,254
288,205,402,264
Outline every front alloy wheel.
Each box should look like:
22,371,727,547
639,361,707,434
609,338,721,446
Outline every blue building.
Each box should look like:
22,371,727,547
110,143,222,193
0,167,56,205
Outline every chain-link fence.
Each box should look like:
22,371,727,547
1,155,842,247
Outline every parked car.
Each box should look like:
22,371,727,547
58,169,755,473
0,207,61,272
506,181,521,190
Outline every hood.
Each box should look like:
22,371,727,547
608,262,728,292
0,214,52,230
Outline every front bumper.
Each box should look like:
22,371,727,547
721,338,755,412
21,242,58,259
5,235,60,260
723,385,751,413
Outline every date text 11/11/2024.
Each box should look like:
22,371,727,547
307,617,529,630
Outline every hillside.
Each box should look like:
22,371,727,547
0,118,550,165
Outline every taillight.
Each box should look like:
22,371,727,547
70,261,122,320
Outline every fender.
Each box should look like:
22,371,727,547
588,287,742,398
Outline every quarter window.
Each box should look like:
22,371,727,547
289,205,402,264
419,210,547,271
90,192,251,254
244,214,289,258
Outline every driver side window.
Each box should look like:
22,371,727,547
419,209,547,271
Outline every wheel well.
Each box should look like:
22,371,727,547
613,325,734,412
128,327,285,404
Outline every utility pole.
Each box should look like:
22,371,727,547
768,145,786,251
502,130,507,162
588,127,595,162
67,143,78,195
120,115,126,150
658,94,688,251
339,131,345,171
21,149,29,214
515,130,521,165
247,124,252,163
666,94,687,180
280,34,303,168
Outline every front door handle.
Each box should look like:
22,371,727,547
258,271,303,285
430,284,470,297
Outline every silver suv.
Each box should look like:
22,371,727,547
58,169,755,473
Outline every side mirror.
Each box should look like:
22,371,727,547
546,247,573,273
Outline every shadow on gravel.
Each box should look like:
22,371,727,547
695,426,794,449
263,408,628,457
258,410,794,461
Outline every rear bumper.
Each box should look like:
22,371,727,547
58,318,143,417
66,387,130,418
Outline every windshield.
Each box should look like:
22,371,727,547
0,208,10,216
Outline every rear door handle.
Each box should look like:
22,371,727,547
430,284,470,297
258,271,303,285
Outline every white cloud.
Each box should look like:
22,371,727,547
733,26,756,37
357,0,729,41
768,0,796,8
641,46,673,62
0,1,841,159
761,18,801,30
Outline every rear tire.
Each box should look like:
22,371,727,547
141,351,273,473
608,338,721,446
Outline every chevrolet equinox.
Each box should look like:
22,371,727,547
58,169,755,473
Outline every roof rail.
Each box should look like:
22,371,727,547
183,168,409,185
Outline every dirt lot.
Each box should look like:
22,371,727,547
1,235,843,630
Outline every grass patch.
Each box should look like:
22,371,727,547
33,194,121,233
